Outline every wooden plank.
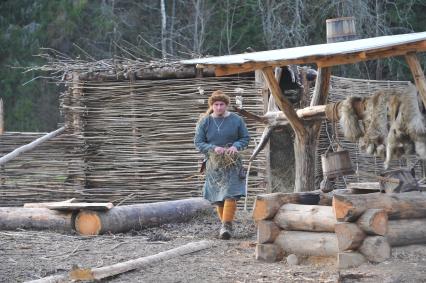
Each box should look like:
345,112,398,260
24,198,76,208
0,98,3,135
405,52,426,107
46,202,114,211
261,67,305,137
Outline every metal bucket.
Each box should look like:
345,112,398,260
321,149,354,179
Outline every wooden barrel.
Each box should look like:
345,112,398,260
321,150,354,179
326,17,358,43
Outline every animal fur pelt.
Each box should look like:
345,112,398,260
384,83,426,168
339,96,364,142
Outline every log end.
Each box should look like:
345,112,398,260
332,196,353,221
337,252,366,269
255,244,284,262
370,210,388,236
252,199,270,221
75,211,102,235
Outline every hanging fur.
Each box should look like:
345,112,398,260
339,96,364,142
361,90,389,157
384,83,426,168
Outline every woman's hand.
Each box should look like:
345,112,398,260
225,146,238,154
214,146,225,154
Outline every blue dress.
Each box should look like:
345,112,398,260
194,112,250,203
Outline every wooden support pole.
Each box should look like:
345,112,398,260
0,126,65,166
405,52,426,107
386,218,426,246
273,203,336,232
275,230,338,257
332,192,426,222
261,67,305,137
0,98,3,135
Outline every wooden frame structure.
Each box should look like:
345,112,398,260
182,31,426,192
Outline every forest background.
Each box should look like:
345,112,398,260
1,0,426,132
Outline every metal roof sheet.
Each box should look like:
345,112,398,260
181,32,426,66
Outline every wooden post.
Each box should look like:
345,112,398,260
0,98,3,135
72,72,83,133
405,52,426,107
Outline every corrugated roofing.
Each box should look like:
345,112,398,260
181,32,426,66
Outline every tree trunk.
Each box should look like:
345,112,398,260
257,220,280,244
273,203,336,232
333,192,426,221
294,126,318,192
386,218,426,246
358,236,391,263
74,198,211,235
0,207,73,232
275,231,338,256
335,222,366,251
356,209,388,235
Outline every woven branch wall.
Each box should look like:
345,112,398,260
316,76,425,188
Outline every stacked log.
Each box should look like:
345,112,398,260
254,190,426,269
253,191,340,262
332,191,426,268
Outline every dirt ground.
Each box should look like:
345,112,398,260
1,209,425,283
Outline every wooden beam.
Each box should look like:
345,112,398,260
261,67,305,137
208,40,426,76
0,98,3,135
405,52,426,106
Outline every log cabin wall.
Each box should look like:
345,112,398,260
0,76,266,207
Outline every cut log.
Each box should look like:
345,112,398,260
47,202,114,211
255,243,284,262
253,191,333,221
74,198,211,235
386,218,426,246
333,192,426,221
334,222,366,251
257,220,280,244
23,198,76,208
358,236,391,263
273,203,336,232
275,231,338,257
337,252,366,269
0,207,73,232
26,240,213,283
356,209,388,235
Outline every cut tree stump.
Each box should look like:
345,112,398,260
74,198,211,235
275,231,338,257
335,222,366,251
26,240,213,283
333,192,426,221
273,203,336,232
257,220,280,244
356,209,388,235
0,207,73,232
337,252,366,269
386,218,426,246
358,236,391,263
255,243,284,262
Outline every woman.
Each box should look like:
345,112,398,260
194,90,250,239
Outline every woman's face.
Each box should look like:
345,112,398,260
212,101,228,116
